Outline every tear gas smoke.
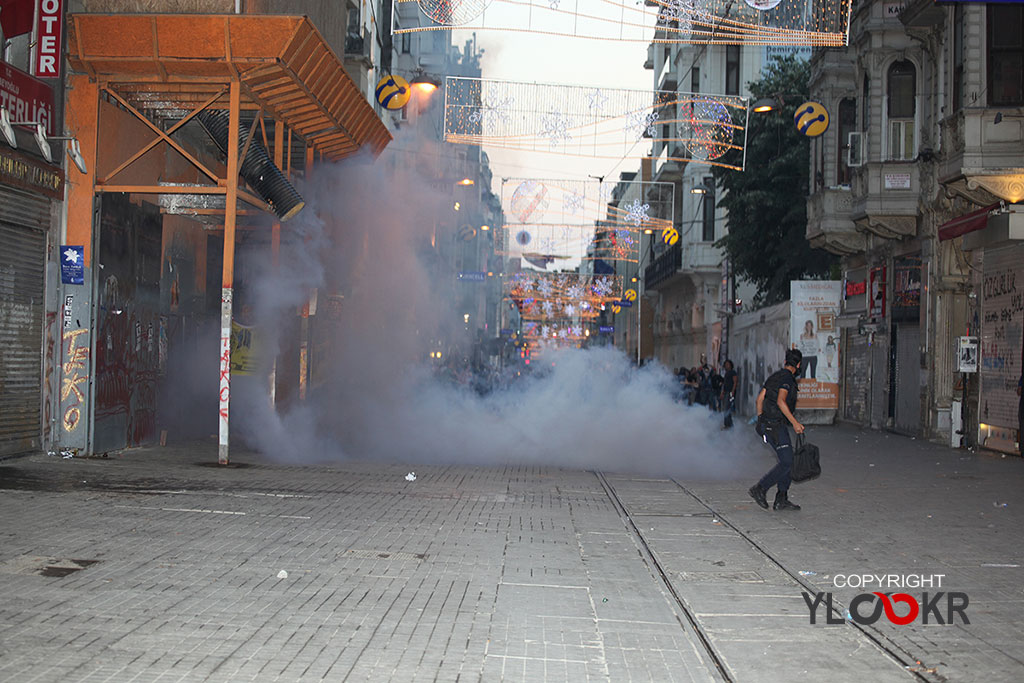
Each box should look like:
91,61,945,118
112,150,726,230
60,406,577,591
223,132,765,479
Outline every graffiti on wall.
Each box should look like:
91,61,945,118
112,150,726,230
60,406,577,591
61,328,89,432
43,311,56,440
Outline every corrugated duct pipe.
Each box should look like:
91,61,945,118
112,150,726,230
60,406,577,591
195,109,305,222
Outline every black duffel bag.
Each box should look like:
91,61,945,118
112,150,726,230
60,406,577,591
791,433,821,483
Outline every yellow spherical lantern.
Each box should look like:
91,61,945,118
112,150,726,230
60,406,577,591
623,289,637,302
662,226,679,246
612,303,622,314
375,74,411,110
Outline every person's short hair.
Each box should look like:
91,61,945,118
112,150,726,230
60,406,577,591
785,349,803,368
724,359,733,369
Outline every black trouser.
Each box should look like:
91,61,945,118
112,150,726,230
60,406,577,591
757,421,793,493
799,356,818,379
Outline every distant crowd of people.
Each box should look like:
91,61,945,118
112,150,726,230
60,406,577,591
674,358,738,428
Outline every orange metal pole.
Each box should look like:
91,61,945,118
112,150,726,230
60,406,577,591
65,75,99,266
219,80,241,465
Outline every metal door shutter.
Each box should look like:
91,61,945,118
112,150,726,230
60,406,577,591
895,324,921,434
0,186,50,456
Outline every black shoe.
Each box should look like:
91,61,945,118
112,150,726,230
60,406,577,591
748,485,769,510
773,491,801,511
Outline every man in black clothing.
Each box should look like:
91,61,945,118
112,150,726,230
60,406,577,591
720,359,738,428
748,349,805,511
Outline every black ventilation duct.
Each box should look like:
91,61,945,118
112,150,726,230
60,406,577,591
195,110,305,222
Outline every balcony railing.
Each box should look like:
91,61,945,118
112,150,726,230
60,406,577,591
344,34,364,56
645,241,681,290
682,242,722,272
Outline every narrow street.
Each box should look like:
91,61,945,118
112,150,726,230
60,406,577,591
1,425,1020,682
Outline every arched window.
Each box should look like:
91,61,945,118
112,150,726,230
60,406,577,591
887,61,916,160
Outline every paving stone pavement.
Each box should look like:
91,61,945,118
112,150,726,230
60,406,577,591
0,424,1021,682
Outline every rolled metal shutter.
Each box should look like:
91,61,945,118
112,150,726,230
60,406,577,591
0,186,50,456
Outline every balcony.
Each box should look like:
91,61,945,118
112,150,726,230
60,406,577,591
653,142,683,183
850,162,920,240
940,108,1024,205
645,241,681,290
343,31,372,68
806,187,865,255
682,242,722,273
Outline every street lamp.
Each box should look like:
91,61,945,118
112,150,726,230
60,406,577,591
411,71,441,94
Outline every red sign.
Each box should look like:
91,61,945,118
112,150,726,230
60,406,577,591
0,0,34,38
0,61,54,134
33,0,63,79
846,280,866,297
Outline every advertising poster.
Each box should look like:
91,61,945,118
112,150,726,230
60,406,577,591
791,281,842,409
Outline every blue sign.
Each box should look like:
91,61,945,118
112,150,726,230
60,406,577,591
599,325,614,333
458,271,486,282
617,300,633,308
61,245,84,285
501,328,513,336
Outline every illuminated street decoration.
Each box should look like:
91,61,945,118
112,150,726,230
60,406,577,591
496,178,675,263
395,0,852,47
506,272,622,310
445,77,749,171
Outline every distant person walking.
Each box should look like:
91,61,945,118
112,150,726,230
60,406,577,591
720,359,738,428
748,349,804,512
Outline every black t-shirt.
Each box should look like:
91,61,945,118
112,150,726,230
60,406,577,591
722,369,738,395
761,368,798,423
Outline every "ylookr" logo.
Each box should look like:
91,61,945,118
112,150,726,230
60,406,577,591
802,574,969,625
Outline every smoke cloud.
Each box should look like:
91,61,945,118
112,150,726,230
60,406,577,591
223,131,765,480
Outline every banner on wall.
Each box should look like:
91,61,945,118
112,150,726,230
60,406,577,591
791,281,842,410
979,246,1023,431
230,320,258,375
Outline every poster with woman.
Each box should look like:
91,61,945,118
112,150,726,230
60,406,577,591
790,281,842,409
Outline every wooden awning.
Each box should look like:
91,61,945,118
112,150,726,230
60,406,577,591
67,13,391,160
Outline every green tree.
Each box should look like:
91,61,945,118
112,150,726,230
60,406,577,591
712,56,838,307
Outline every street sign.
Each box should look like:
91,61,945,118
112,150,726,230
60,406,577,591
60,245,83,285
458,271,486,282
617,300,633,308
599,325,614,333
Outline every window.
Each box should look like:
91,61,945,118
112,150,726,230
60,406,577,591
725,45,740,95
401,33,411,54
691,67,700,94
837,98,857,185
887,61,916,160
701,178,715,242
862,75,870,132
988,4,1024,106
953,4,964,111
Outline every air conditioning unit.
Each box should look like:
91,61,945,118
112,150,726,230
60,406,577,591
848,131,865,167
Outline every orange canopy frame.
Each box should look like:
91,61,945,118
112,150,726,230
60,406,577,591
67,13,391,159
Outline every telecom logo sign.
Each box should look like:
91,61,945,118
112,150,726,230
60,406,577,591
803,574,970,626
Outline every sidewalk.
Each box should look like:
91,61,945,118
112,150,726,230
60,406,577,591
0,425,1021,682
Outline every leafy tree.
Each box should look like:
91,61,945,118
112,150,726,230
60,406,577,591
713,56,838,307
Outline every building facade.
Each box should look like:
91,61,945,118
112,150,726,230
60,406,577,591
642,21,770,371
806,0,1024,448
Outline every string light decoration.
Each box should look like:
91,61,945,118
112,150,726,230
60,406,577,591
445,77,749,171
393,0,853,46
496,178,675,263
506,272,623,317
